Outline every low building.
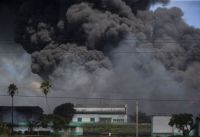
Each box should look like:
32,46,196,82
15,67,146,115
73,104,128,123
151,115,199,137
0,106,43,124
0,106,43,133
68,104,128,136
151,116,182,137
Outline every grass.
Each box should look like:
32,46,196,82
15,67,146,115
0,123,151,137
83,123,151,134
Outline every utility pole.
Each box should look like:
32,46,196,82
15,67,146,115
136,101,139,137
11,96,13,134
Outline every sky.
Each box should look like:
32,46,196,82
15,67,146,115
151,0,200,28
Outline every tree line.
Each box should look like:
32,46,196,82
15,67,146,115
7,82,76,135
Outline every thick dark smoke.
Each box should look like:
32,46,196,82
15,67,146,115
31,43,111,78
14,0,200,114
15,0,169,76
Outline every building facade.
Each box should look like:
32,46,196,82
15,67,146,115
151,116,182,137
0,106,43,125
151,115,197,137
72,104,128,123
68,104,128,136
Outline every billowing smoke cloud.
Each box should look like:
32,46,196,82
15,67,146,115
14,0,200,114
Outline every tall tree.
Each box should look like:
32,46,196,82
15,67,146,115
40,81,52,113
7,83,18,134
169,113,195,136
53,103,76,125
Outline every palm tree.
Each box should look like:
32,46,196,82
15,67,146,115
8,83,18,134
40,81,52,113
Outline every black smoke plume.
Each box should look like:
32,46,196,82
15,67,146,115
14,0,200,113
15,0,170,77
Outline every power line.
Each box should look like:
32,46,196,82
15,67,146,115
0,94,199,102
1,38,200,41
0,38,199,45
0,51,199,56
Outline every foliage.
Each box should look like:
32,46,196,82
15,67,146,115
8,83,18,133
40,81,52,112
41,114,65,132
40,81,51,96
27,120,40,134
169,113,195,136
0,123,10,135
8,83,18,97
53,103,75,125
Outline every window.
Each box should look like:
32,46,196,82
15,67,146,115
113,119,124,123
77,118,82,122
90,118,95,122
99,118,112,123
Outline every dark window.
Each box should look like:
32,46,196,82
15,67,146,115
113,119,124,123
99,118,112,123
90,118,95,122
77,118,82,122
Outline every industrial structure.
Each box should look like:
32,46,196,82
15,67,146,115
68,104,128,135
73,104,128,123
0,106,43,125
151,116,182,137
151,115,200,137
0,106,43,133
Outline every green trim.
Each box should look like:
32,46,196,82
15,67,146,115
18,122,28,126
69,122,95,127
71,132,83,136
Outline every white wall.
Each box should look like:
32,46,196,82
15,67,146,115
72,114,127,123
152,116,182,134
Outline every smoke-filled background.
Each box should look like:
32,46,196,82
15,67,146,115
1,0,200,114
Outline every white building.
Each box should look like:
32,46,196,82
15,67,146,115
72,104,128,124
68,104,128,136
151,116,182,137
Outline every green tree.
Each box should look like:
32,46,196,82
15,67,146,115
27,120,40,134
169,113,195,136
40,81,52,113
53,103,75,125
41,114,65,132
8,83,18,134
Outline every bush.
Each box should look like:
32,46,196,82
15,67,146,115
0,123,10,135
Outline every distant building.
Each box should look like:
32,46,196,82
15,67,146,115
68,104,128,136
0,106,43,133
151,116,182,137
0,106,43,124
73,104,128,123
151,115,198,137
